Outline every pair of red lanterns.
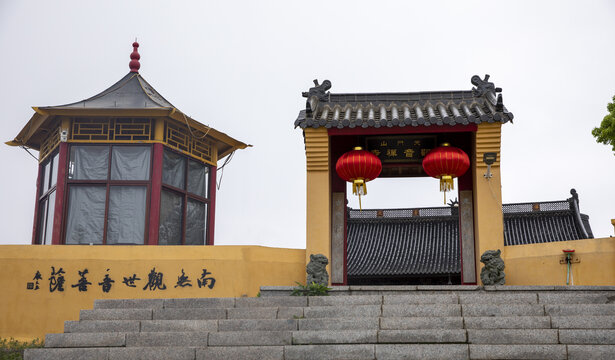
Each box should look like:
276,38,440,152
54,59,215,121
335,143,470,208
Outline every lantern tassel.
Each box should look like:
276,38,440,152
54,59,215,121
440,175,454,205
352,179,366,211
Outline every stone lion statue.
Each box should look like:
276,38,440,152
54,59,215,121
306,254,329,286
480,249,505,285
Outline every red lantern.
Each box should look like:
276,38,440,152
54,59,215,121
336,146,382,209
422,143,470,203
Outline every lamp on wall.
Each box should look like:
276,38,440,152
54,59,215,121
483,152,497,179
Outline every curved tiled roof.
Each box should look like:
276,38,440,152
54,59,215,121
295,75,514,130
347,212,460,277
347,191,593,278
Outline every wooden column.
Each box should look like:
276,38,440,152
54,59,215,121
304,128,331,282
331,192,345,284
472,123,504,282
51,142,68,245
207,166,217,245
31,163,43,244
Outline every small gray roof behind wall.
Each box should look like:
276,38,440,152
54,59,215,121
347,190,594,278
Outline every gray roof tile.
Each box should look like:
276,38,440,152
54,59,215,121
295,75,514,130
41,72,174,110
347,192,593,278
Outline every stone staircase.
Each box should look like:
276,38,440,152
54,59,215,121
25,286,615,359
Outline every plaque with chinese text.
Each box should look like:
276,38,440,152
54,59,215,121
365,136,436,164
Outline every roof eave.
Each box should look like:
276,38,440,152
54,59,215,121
167,110,250,158
6,111,50,150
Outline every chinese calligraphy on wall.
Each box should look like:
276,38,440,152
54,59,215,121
26,266,216,293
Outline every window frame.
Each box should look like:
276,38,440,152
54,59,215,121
62,144,153,245
160,147,211,245
35,150,60,245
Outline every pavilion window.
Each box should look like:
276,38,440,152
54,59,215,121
159,149,209,245
36,152,60,244
64,145,151,244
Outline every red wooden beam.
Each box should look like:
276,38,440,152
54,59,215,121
207,166,217,245
31,163,43,244
328,124,477,136
51,143,68,245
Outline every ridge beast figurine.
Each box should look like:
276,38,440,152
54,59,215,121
480,249,505,285
306,254,329,286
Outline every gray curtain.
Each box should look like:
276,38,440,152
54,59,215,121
50,152,59,189
159,190,183,245
42,160,51,194
162,150,185,189
43,191,56,245
70,146,109,180
186,199,207,245
111,146,151,180
106,186,147,244
187,160,208,198
65,186,106,244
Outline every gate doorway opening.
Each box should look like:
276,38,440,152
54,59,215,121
330,132,476,286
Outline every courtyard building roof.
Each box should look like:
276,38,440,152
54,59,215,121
347,190,593,279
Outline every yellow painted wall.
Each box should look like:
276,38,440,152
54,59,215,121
0,245,305,341
473,123,505,277
501,237,615,286
303,128,332,278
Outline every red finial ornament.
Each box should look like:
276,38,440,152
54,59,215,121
129,41,140,73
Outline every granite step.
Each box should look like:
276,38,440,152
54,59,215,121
25,345,615,360
26,287,615,360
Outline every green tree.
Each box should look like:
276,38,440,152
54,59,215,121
592,95,615,154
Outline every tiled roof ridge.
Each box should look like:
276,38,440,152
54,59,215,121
295,75,514,129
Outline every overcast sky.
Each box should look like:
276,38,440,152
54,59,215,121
1,1,614,248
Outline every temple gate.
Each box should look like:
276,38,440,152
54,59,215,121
296,76,511,285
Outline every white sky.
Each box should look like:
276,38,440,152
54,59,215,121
1,1,614,248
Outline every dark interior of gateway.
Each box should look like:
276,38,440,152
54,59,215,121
333,133,473,286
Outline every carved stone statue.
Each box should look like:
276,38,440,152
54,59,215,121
480,249,505,285
306,254,329,286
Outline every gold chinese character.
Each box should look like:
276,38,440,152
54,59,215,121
397,140,404,146
414,140,421,146
421,148,432,156
380,141,388,147
371,150,381,156
386,149,398,157
404,149,415,158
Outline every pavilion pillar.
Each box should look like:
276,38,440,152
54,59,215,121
472,123,504,282
304,128,331,282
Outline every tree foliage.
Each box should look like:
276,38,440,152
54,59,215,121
592,95,615,154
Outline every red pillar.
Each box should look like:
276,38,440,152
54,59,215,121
31,163,43,244
207,166,217,245
51,143,68,245
148,143,164,245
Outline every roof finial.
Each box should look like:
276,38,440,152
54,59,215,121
129,40,140,73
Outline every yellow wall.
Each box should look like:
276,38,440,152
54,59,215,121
303,128,332,278
502,237,615,286
473,123,505,277
0,245,305,341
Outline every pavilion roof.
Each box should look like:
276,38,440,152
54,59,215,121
7,42,248,158
40,72,175,110
295,75,514,130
